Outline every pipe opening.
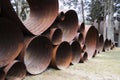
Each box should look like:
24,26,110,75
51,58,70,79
55,42,72,69
5,61,26,80
24,36,53,74
71,41,81,64
58,10,78,42
51,28,63,45
85,26,98,58
78,23,85,33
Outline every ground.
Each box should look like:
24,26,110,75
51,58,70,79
24,48,120,80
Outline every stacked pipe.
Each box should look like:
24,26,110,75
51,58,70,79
0,0,115,79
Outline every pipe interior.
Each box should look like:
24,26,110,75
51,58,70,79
25,36,53,74
71,41,81,64
56,42,72,69
6,62,26,80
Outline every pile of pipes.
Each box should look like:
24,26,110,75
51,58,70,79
0,0,115,80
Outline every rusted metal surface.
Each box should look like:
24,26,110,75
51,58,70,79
56,12,65,22
0,18,23,68
97,34,104,53
80,52,88,63
24,0,59,35
1,0,58,35
4,60,26,80
0,0,31,35
92,50,97,58
78,23,85,33
51,41,72,69
0,69,5,80
19,36,53,74
58,10,79,42
83,25,99,59
70,41,81,65
74,33,84,44
42,28,63,45
81,44,86,53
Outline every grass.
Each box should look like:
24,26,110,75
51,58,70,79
24,48,120,80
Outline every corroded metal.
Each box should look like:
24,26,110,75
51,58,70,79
97,34,104,53
58,10,79,42
78,22,85,33
81,44,86,53
19,36,53,74
70,41,81,65
1,0,58,35
80,52,88,63
42,28,63,45
0,18,23,68
51,41,72,69
83,25,99,59
74,33,84,44
4,60,26,80
0,69,5,80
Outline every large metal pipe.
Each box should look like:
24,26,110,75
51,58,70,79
19,36,53,74
0,18,23,68
42,28,63,45
24,0,59,35
58,10,79,42
70,41,82,65
4,60,26,80
83,25,99,59
0,69,5,80
51,41,72,69
1,0,58,35
74,33,84,44
78,22,85,33
97,34,104,53
80,52,88,63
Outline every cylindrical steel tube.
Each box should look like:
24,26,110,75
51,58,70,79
0,18,23,67
97,34,104,53
83,25,99,59
1,0,58,35
42,28,63,45
74,33,84,44
58,10,79,42
78,22,85,33
80,52,88,63
70,41,81,64
4,60,26,80
51,41,72,69
19,36,53,74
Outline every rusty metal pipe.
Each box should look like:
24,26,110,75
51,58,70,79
4,60,26,80
51,41,72,69
97,34,104,53
0,18,23,68
0,69,5,80
74,33,84,44
1,0,58,35
58,10,79,42
80,52,88,63
81,44,86,53
78,23,85,33
83,25,99,59
42,28,63,45
70,41,81,65
19,36,53,74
